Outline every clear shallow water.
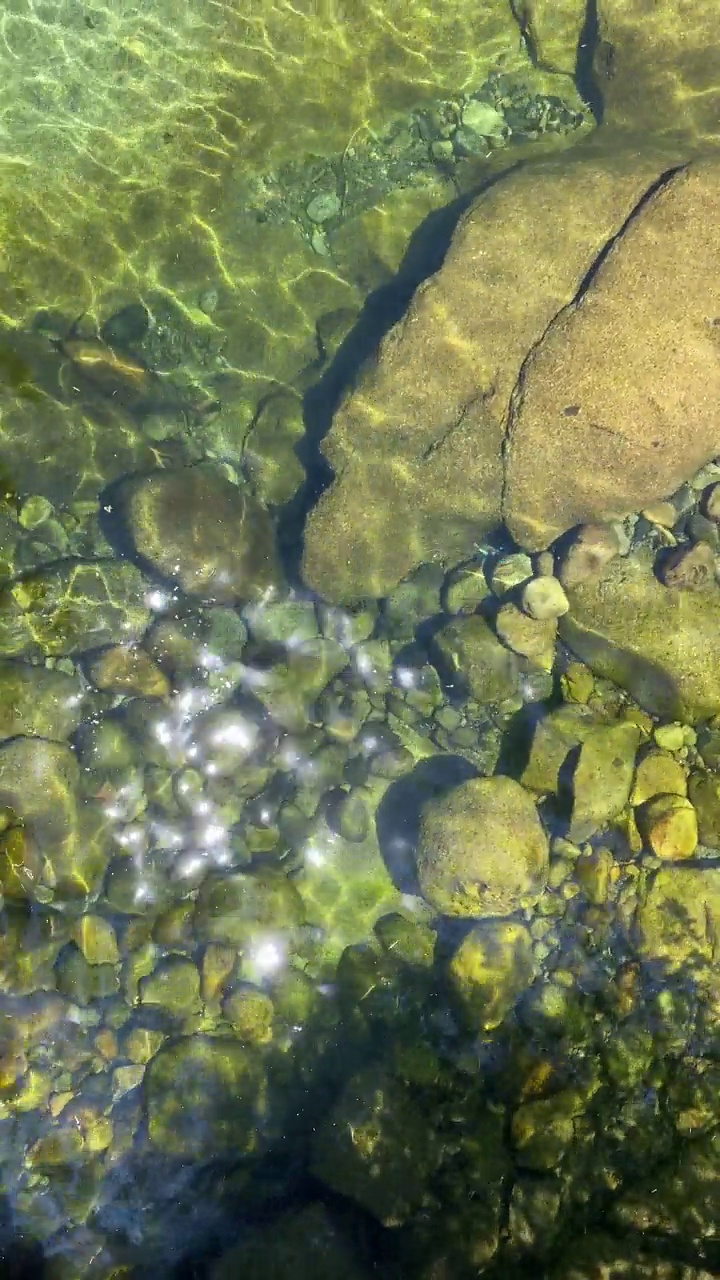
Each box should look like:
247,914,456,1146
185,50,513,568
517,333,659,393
1,3,720,1278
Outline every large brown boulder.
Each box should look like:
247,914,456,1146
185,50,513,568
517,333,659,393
302,147,667,601
302,150,720,601
504,159,720,548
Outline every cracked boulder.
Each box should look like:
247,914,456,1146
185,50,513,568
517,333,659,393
301,152,720,602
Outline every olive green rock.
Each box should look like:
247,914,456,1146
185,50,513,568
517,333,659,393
417,776,549,918
631,750,688,805
560,548,720,722
448,919,536,1031
634,867,720,971
637,793,698,861
0,559,150,658
0,661,100,742
310,1065,441,1225
139,957,202,1017
432,615,520,704
511,1088,586,1170
688,772,720,847
521,702,604,795
119,465,282,605
0,737,109,903
568,720,640,841
144,1035,265,1157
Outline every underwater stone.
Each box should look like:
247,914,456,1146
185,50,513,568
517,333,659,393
417,776,548,917
384,563,444,641
119,465,282,605
433,614,519,703
306,191,341,224
71,915,120,966
568,720,640,841
0,737,109,904
511,1088,586,1171
490,553,533,597
0,660,98,742
560,547,720,722
556,524,620,590
250,637,348,731
448,919,536,1031
494,602,557,671
0,558,150,658
222,988,274,1043
86,645,170,698
637,794,698,861
635,866,720,970
139,957,202,1018
631,749,687,805
145,1035,265,1158
310,1065,441,1225
521,575,569,621
688,772,720,847
657,540,717,592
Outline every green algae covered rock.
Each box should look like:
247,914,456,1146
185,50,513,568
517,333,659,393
635,866,720,972
193,869,305,948
144,1035,265,1157
522,702,610,795
310,1065,441,1225
0,737,109,904
119,465,282,605
448,919,536,1031
417,776,548,918
511,1087,587,1170
560,548,720,722
0,660,101,742
139,957,202,1018
432,615,520,704
568,720,640,841
636,793,698,861
0,558,150,658
251,637,348,731
688,771,720,847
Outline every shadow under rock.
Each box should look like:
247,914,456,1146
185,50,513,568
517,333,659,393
376,754,478,894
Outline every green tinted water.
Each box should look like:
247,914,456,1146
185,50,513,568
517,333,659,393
1,1,720,1277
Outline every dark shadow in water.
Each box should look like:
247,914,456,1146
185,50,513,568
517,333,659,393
0,1200,46,1279
576,0,604,124
375,754,478,894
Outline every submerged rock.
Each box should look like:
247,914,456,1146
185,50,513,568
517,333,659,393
0,737,108,904
634,866,720,971
568,720,640,841
432,614,520,703
144,1035,265,1157
560,548,720,721
0,559,150,658
119,465,281,604
310,1065,441,1225
0,660,98,741
417,776,548,917
448,919,536,1030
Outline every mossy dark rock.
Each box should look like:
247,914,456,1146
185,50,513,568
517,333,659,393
144,1035,265,1157
310,1065,441,1225
119,465,282,604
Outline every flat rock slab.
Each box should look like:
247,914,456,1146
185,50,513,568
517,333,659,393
303,148,720,602
303,148,667,602
504,161,720,548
